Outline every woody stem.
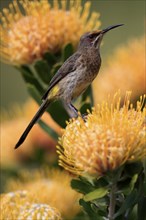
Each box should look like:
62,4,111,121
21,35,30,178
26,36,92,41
108,182,117,220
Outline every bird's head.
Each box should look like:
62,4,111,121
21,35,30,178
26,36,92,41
78,24,124,50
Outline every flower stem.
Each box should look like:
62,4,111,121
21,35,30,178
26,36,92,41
108,182,117,220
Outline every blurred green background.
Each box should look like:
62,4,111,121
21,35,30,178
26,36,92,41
0,0,145,110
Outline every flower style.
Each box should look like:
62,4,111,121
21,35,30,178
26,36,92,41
0,191,62,220
57,92,146,176
0,0,100,65
6,168,81,218
93,37,145,103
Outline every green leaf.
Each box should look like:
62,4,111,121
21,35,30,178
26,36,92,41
79,175,95,185
115,170,145,218
113,189,138,219
47,100,68,128
125,162,143,177
34,60,52,84
71,178,94,194
38,120,58,141
79,199,99,220
93,176,109,188
83,187,108,202
72,212,88,220
93,197,108,210
62,43,74,61
19,65,33,76
27,84,42,105
81,85,94,106
43,52,57,65
80,103,92,115
123,174,138,195
19,66,44,95
91,200,108,217
129,174,138,192
51,62,62,76
138,196,146,220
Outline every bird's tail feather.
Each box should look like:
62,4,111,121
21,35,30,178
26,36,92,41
15,99,50,149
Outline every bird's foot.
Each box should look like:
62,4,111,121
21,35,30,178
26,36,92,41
81,113,88,122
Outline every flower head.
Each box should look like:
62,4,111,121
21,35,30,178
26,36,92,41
57,92,146,176
6,168,81,218
0,191,62,220
93,37,145,103
0,0,100,65
1,99,61,167
0,190,27,219
18,203,62,220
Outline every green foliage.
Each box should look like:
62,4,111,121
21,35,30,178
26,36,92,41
138,196,146,220
27,84,42,105
80,102,92,115
19,65,45,95
62,43,74,61
71,162,145,220
47,101,68,127
34,60,52,84
79,199,102,220
81,85,94,106
71,177,95,194
38,120,58,141
83,188,108,202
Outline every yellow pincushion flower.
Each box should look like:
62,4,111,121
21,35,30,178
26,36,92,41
1,99,61,167
0,191,62,220
93,37,145,103
6,168,81,219
57,92,146,176
0,190,27,219
18,203,62,220
0,0,100,65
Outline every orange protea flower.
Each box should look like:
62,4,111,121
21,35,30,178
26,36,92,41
1,99,61,167
93,37,145,104
6,168,81,218
0,191,62,220
18,203,62,220
57,92,146,176
0,190,27,220
0,0,100,65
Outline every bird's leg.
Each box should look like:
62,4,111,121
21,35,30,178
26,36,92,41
63,102,78,118
67,103,79,118
64,102,88,122
82,112,88,121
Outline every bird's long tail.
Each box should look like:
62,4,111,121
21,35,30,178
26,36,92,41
15,99,50,149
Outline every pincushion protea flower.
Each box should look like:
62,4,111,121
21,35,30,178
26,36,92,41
93,37,145,103
1,99,61,167
18,203,62,220
6,169,81,218
57,92,146,176
0,190,27,219
0,191,62,220
0,0,100,65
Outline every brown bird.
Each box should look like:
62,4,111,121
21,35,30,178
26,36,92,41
15,24,124,149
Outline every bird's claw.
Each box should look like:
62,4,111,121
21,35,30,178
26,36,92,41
81,113,88,122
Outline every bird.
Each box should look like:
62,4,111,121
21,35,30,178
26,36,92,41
15,24,124,149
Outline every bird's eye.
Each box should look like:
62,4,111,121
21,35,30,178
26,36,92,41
88,35,95,39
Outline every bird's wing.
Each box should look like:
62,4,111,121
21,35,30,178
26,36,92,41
41,52,81,100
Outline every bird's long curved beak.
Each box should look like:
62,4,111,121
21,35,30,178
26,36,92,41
89,24,124,48
101,24,124,34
